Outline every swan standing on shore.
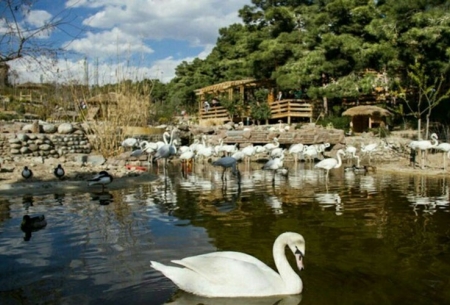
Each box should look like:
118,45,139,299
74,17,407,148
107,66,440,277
151,232,305,297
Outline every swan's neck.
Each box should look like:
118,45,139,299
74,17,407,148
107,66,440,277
335,152,343,168
163,133,170,144
168,129,176,146
431,137,438,147
273,235,301,291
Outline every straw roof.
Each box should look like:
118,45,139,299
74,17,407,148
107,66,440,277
195,78,257,95
342,105,392,117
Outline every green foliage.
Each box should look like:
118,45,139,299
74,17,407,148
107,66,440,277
250,101,271,123
15,103,25,114
245,88,271,122
220,95,245,120
0,112,18,120
316,105,349,130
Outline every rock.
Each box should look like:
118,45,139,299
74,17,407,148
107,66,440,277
8,138,21,144
16,133,29,141
31,156,45,164
58,123,74,134
42,123,57,133
20,147,30,154
28,144,39,151
87,155,106,166
70,154,105,166
39,144,52,151
21,124,33,132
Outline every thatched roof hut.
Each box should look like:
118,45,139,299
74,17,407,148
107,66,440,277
342,105,392,133
342,105,392,117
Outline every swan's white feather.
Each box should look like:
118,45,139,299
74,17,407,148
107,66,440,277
151,232,305,297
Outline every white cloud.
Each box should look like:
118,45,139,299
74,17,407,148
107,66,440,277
8,52,188,85
65,27,153,57
79,0,244,47
24,10,52,28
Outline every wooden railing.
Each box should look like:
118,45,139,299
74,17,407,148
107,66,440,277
198,99,316,123
270,99,313,119
199,105,229,121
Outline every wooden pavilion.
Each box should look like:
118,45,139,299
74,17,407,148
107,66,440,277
195,79,321,124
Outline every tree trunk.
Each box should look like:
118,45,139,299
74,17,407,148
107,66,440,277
417,117,422,140
323,96,328,115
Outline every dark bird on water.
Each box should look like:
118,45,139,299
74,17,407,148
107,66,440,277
88,171,113,191
21,215,47,241
212,156,241,182
54,164,65,179
21,166,33,179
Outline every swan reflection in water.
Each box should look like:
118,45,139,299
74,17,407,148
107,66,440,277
164,290,302,305
315,193,343,215
406,177,450,216
90,191,114,205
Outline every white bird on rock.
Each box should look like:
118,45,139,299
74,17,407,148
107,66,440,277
150,232,305,298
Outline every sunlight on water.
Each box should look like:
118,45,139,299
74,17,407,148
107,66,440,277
0,162,450,304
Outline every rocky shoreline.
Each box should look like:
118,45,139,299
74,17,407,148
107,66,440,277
0,120,448,196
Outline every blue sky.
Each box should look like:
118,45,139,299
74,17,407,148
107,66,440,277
4,0,251,85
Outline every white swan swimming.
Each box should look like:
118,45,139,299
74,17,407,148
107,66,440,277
150,232,305,298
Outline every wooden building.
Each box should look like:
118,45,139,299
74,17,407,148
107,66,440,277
195,79,322,124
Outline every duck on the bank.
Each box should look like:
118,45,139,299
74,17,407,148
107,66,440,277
53,164,65,180
21,166,33,180
88,171,113,191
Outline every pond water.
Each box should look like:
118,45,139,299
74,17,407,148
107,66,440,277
0,161,450,305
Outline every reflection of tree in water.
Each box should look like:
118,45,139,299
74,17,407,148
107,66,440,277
150,175,178,214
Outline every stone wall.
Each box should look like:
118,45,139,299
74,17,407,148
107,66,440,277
0,121,91,162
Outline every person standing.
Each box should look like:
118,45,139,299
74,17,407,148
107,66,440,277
204,100,210,112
